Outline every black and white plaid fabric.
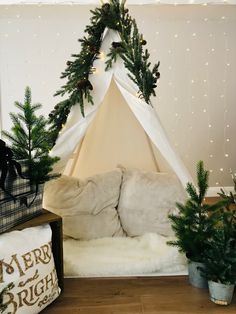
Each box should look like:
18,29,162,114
0,160,31,203
0,190,43,233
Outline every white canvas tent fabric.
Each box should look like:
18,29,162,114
68,79,163,178
51,29,193,187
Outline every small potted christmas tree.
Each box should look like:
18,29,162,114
168,161,227,288
202,208,236,305
202,173,236,305
2,87,59,208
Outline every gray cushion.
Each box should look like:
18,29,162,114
43,170,125,239
117,169,186,237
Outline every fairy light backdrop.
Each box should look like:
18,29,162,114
0,4,235,189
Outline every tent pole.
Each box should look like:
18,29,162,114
146,100,160,172
145,132,160,172
67,137,85,177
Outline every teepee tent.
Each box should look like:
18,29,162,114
51,31,192,187
49,2,193,187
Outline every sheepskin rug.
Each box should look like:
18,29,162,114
64,233,187,277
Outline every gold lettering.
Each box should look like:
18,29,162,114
17,288,39,307
34,278,45,297
1,292,17,314
29,285,34,302
41,244,52,264
0,255,25,283
45,271,55,291
21,251,34,271
32,248,43,265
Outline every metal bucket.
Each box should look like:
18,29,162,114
188,261,208,288
208,281,235,305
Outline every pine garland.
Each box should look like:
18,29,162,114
49,0,160,145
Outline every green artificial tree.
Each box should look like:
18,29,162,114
201,208,236,285
218,171,236,210
2,87,59,185
48,0,160,145
168,161,227,263
200,171,236,285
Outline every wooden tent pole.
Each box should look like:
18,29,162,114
67,136,85,177
145,132,160,172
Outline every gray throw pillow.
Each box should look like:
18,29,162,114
117,169,186,237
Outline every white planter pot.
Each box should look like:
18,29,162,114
188,260,208,288
208,280,235,306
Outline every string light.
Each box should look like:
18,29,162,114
99,51,105,60
2,4,234,190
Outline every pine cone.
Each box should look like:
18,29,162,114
112,41,123,49
141,39,147,45
77,79,93,91
102,3,110,13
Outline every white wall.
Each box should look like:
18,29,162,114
0,4,236,187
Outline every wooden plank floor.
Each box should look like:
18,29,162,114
43,276,236,314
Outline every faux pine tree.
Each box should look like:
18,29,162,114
168,161,227,262
201,209,236,285
2,87,59,185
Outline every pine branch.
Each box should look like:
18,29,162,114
49,0,160,143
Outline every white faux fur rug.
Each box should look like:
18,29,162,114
63,233,187,277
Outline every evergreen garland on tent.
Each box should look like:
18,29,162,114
49,0,160,145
